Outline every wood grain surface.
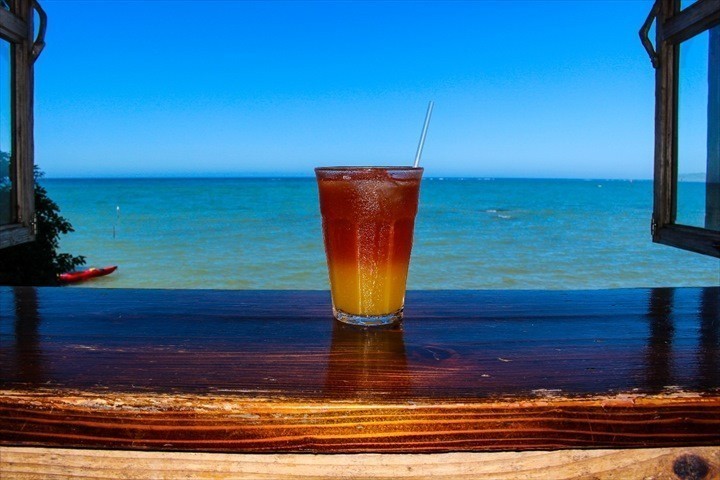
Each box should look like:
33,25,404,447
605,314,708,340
1,286,719,453
2,389,719,453
2,446,719,479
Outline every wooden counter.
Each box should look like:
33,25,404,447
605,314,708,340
1,286,719,477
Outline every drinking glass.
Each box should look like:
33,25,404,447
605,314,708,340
316,166,423,326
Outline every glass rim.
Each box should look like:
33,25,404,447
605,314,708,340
315,166,423,172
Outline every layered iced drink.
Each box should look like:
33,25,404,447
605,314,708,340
316,167,423,326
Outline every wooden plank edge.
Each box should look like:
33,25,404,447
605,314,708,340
1,445,719,480
2,389,719,453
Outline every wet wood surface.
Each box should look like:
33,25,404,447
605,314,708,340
1,286,719,453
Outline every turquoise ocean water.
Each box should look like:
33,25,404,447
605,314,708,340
43,178,719,290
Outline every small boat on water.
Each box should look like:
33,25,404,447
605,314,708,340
59,266,117,284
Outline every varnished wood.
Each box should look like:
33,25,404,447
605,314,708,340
1,287,718,453
1,390,719,453
1,446,719,479
2,287,719,396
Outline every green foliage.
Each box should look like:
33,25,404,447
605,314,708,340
1,151,11,223
0,167,85,285
0,150,10,190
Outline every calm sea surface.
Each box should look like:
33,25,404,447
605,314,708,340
43,177,719,290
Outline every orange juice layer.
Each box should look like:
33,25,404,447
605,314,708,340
328,261,409,316
322,217,416,316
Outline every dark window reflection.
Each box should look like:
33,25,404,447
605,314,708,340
645,288,675,392
645,287,720,392
11,287,45,384
699,287,719,389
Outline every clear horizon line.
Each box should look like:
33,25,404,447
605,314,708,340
40,174,658,182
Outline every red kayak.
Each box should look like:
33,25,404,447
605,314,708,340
59,266,117,284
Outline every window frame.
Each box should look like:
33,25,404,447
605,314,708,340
650,0,720,257
0,0,42,249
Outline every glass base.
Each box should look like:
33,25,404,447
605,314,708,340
333,307,403,327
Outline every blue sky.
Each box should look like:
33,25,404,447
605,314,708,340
36,0,667,179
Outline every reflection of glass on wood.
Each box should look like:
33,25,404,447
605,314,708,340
325,322,411,400
706,26,719,231
0,38,12,226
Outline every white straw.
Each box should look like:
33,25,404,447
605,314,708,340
413,100,434,168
